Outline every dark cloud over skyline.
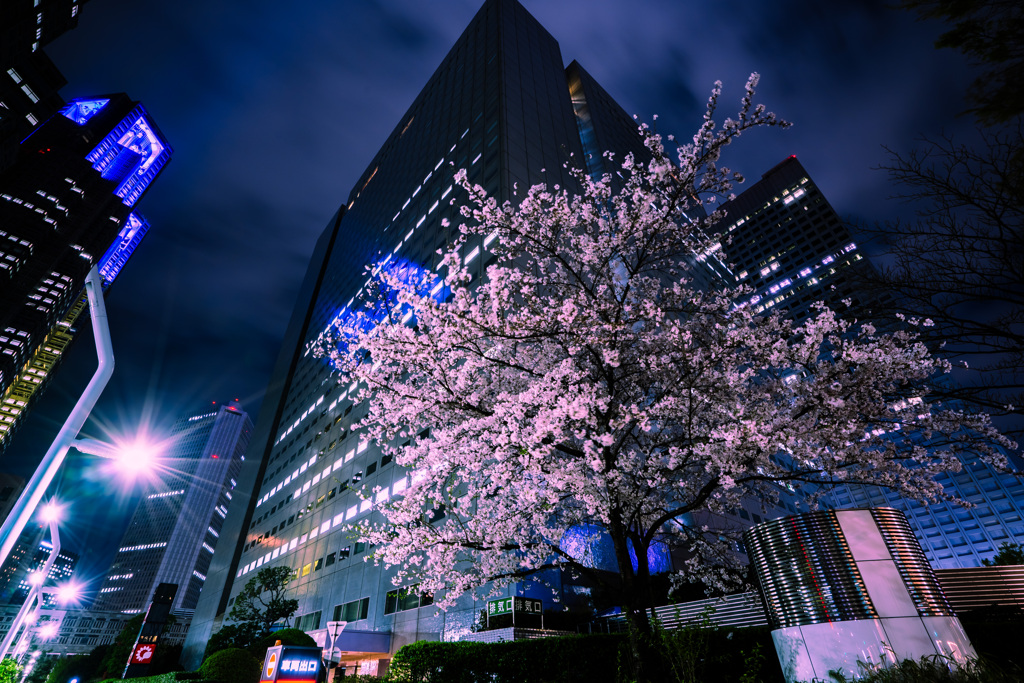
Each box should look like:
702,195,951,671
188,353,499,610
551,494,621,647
6,0,976,584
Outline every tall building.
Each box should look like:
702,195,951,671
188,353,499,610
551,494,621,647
92,402,252,615
0,473,26,523
710,156,1024,568
185,0,659,671
0,94,171,452
0,0,88,170
3,537,78,606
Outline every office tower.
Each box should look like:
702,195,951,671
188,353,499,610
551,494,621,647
0,522,45,602
92,402,252,615
3,536,78,606
711,156,1024,568
0,0,87,170
0,94,171,452
0,473,25,523
185,0,660,670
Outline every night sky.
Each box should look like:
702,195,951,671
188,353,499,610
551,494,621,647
6,0,977,589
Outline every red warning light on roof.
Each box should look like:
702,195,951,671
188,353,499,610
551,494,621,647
211,454,219,459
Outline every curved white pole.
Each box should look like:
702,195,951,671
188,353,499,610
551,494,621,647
0,266,113,569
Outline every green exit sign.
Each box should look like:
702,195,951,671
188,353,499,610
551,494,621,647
487,596,542,617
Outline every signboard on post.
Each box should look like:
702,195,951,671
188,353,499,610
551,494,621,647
130,643,156,664
486,597,543,628
123,582,176,679
260,645,323,683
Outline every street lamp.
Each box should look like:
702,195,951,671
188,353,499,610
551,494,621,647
0,266,113,571
0,500,67,660
36,622,59,641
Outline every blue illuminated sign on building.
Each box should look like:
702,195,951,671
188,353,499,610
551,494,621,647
59,98,110,125
85,104,171,207
98,212,150,286
260,645,322,683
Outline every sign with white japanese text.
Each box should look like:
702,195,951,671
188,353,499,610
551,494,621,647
487,596,542,617
261,645,322,683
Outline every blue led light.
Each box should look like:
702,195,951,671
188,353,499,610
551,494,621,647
86,105,171,206
98,213,150,286
323,256,440,360
561,524,671,574
59,98,110,125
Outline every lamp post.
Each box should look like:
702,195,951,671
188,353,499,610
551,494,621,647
0,266,114,571
0,502,78,661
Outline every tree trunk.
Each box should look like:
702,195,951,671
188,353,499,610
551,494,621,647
608,514,652,682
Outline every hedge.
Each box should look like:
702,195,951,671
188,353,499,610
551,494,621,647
98,674,214,683
387,628,782,683
198,649,261,683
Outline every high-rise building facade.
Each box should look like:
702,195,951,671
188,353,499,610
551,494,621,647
92,402,251,615
0,94,171,452
185,0,661,671
0,0,87,171
710,156,1024,568
3,537,78,606
0,473,25,523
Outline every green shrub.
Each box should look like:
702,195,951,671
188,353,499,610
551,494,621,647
96,674,192,683
827,654,1023,682
198,648,261,683
960,608,1024,670
388,634,628,683
386,628,781,683
249,628,317,660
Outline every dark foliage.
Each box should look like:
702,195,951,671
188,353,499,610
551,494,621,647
94,615,145,680
902,0,1024,124
249,628,316,659
203,622,263,660
828,654,1022,682
855,125,1024,446
228,566,299,633
959,607,1024,670
386,628,781,683
981,542,1024,566
197,649,261,683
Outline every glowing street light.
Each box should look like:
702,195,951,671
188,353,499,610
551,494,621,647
74,434,164,486
0,500,74,660
39,501,64,524
54,580,82,606
36,622,59,641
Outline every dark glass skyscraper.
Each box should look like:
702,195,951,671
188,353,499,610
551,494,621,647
93,403,251,615
0,0,86,171
0,94,170,452
710,156,1024,569
185,0,652,671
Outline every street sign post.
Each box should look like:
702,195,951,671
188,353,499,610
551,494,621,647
260,645,323,683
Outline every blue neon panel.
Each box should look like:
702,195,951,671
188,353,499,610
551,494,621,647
59,99,110,125
86,106,171,206
98,212,150,286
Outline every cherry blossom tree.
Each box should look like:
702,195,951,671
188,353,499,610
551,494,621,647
323,75,1012,675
